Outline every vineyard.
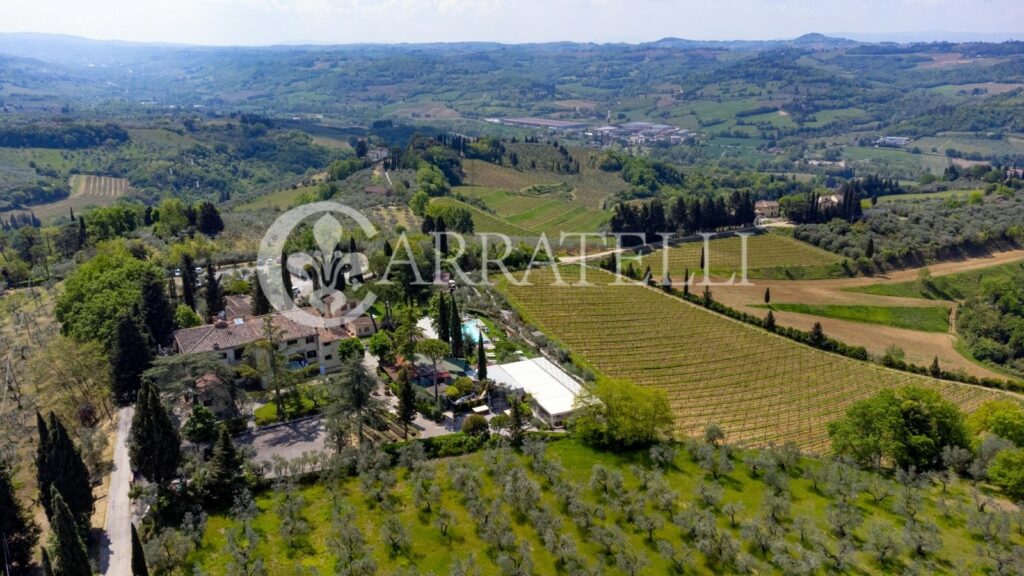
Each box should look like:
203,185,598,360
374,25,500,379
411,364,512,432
457,186,609,237
645,233,844,280
504,267,1006,453
8,174,131,223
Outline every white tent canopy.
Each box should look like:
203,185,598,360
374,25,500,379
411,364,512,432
488,357,582,425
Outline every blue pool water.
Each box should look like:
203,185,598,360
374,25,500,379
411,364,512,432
462,321,486,343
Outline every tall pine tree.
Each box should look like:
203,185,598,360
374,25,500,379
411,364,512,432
36,413,93,532
251,273,272,316
204,261,225,320
110,313,153,406
131,523,150,576
205,425,244,506
0,457,40,570
129,384,181,485
49,489,91,576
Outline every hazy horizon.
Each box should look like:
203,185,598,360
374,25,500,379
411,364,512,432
4,0,1023,47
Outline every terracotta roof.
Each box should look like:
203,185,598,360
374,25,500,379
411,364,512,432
225,295,254,319
173,313,316,354
195,373,224,392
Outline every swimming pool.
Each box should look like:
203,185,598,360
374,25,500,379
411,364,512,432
461,319,489,344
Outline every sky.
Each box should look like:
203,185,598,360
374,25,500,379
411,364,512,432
3,0,1023,46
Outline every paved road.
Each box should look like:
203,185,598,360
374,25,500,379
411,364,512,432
236,416,327,469
100,407,133,576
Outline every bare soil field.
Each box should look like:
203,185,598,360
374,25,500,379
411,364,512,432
705,249,1024,381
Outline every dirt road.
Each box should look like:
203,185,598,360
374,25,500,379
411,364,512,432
100,407,133,576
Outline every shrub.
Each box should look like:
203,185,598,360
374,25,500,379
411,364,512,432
461,414,490,437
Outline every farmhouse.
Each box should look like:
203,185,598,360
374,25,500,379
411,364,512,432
188,373,239,419
488,357,583,427
172,308,372,374
754,200,780,218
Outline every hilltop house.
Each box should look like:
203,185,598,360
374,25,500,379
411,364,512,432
754,200,780,218
172,300,376,374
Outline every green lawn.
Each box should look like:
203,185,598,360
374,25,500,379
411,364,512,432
758,303,951,332
847,261,1024,301
191,437,1018,575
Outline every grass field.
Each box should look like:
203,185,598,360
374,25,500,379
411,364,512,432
463,147,626,209
875,190,979,204
504,267,1005,453
757,303,951,333
456,186,609,237
191,438,1016,576
644,233,845,280
234,185,318,212
841,146,951,176
430,197,536,237
848,261,1024,301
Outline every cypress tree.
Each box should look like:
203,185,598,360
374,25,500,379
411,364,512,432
141,275,174,347
436,216,449,256
448,294,463,358
281,253,294,301
204,261,224,319
205,425,244,505
35,413,51,516
683,268,690,296
397,368,417,440
383,239,393,257
930,356,942,378
131,523,150,576
765,311,776,332
865,236,875,259
436,293,450,346
476,333,487,381
251,274,271,316
129,384,181,485
0,458,40,569
349,236,357,254
764,287,771,305
810,322,826,346
37,414,93,532
110,313,153,406
41,548,55,576
49,489,91,576
77,216,87,248
180,253,197,311
166,275,178,305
